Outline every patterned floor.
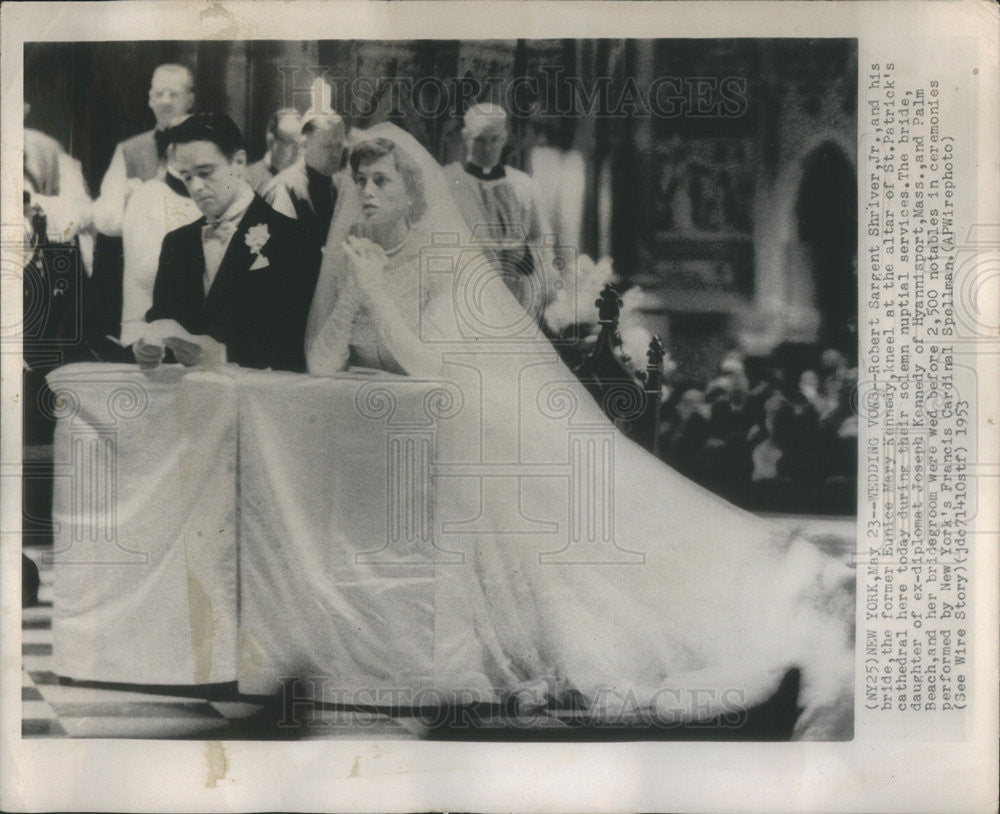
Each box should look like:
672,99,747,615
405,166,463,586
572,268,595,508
22,516,856,740
21,555,419,740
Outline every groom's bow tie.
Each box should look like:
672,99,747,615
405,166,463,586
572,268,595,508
202,216,239,245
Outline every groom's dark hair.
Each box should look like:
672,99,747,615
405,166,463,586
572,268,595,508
164,112,245,159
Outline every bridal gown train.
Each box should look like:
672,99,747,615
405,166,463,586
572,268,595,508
298,124,855,740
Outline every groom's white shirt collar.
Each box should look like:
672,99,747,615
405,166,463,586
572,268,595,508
202,183,255,294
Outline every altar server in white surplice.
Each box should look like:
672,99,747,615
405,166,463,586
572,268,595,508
443,103,555,315
119,116,202,346
92,64,196,238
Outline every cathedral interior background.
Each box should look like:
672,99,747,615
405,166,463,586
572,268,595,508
24,38,858,516
25,37,858,378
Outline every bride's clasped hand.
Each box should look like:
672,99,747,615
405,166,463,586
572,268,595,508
341,234,391,304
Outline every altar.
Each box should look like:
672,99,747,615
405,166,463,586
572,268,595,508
45,360,622,697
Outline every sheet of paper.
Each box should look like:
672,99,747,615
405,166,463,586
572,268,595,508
119,318,199,347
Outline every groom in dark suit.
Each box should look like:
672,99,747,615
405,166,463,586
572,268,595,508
138,113,320,372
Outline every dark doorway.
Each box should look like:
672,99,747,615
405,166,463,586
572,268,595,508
795,142,857,358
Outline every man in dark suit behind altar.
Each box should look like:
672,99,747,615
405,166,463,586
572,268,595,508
138,113,320,372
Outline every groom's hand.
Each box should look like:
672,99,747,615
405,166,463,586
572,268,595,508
164,335,226,369
133,338,165,370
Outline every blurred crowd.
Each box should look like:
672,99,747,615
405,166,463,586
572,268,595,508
658,344,858,514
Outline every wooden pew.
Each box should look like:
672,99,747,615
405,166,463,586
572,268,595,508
572,284,664,454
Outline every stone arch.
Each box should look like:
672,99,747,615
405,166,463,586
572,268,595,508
795,140,858,352
751,132,856,352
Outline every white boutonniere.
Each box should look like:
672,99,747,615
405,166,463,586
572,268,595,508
245,223,270,270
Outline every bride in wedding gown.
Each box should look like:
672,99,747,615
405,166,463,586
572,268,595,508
305,122,854,740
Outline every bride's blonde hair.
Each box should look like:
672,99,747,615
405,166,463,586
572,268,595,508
349,137,427,222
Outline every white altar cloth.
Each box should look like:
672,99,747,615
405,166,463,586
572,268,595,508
47,363,238,685
47,364,496,695
234,369,496,702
